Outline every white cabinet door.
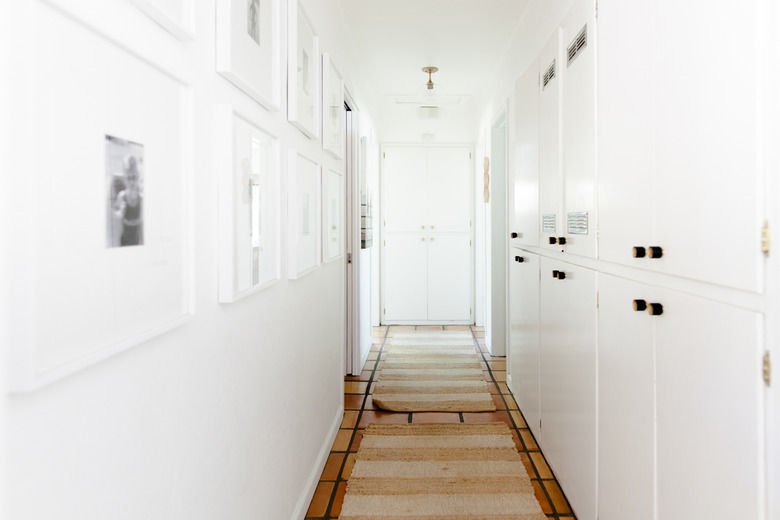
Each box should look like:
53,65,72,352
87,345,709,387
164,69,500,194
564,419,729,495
509,250,541,440
427,147,472,233
383,235,428,321
540,257,597,520
511,60,540,248
598,274,655,520
428,235,471,321
597,0,654,266
655,289,764,519
538,29,563,251
561,0,596,259
383,147,428,233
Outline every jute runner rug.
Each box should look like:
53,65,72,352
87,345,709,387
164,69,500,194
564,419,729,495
339,423,547,520
373,331,496,412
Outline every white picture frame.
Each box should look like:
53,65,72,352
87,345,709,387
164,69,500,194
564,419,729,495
287,0,319,139
8,15,193,392
130,0,196,40
322,168,344,262
216,0,281,111
322,53,344,159
287,151,321,278
217,106,280,303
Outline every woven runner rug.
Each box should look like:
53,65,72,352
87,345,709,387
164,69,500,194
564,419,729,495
339,423,547,520
372,331,496,412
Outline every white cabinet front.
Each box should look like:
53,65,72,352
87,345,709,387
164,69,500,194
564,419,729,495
511,60,540,248
383,235,428,321
427,235,472,321
382,147,428,233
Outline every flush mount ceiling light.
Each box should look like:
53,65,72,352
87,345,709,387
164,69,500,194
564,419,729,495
422,66,438,90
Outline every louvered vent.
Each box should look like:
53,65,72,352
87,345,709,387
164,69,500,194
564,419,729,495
567,212,588,235
542,60,556,89
567,24,587,66
542,214,556,233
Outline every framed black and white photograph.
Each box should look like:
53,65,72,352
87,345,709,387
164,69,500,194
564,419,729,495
106,135,145,248
322,53,344,159
287,0,319,139
217,106,280,303
288,150,320,279
216,0,280,111
322,168,344,262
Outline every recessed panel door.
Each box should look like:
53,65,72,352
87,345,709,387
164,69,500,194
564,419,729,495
383,235,427,321
538,29,563,251
427,235,471,321
512,61,540,247
598,274,655,520
655,289,764,519
427,147,472,232
383,147,428,233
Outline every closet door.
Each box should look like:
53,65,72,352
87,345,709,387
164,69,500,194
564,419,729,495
427,235,471,321
383,147,428,233
561,0,596,259
511,60,540,247
540,258,597,520
655,289,764,519
427,147,472,232
598,274,655,520
383,235,427,321
508,251,540,440
538,29,563,251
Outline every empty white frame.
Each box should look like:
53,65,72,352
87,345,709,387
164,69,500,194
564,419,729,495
322,53,344,159
288,151,321,278
218,107,280,302
322,168,344,261
216,0,280,110
287,0,319,139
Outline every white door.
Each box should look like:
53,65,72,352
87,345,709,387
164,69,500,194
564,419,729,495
428,235,471,321
598,274,655,520
655,289,764,519
383,234,427,321
383,147,428,233
511,60,540,248
538,29,563,251
508,250,541,440
427,147,472,232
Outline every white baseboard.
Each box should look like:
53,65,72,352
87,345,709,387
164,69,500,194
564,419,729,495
292,404,343,520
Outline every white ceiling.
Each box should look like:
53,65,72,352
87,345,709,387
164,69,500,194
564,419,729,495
337,0,531,105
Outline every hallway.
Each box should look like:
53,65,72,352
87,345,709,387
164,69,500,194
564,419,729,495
305,326,574,519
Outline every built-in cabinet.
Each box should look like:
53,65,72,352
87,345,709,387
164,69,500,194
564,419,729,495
506,0,771,519
381,146,473,323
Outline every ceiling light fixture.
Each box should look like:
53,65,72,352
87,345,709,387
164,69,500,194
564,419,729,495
422,66,438,90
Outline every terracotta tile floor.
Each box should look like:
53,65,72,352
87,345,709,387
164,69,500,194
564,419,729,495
305,325,577,520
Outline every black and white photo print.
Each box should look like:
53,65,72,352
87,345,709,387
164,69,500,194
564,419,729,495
247,0,261,45
106,135,144,247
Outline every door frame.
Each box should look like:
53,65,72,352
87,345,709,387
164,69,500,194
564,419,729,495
344,90,363,375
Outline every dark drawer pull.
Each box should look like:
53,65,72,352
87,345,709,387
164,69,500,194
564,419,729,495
633,299,647,311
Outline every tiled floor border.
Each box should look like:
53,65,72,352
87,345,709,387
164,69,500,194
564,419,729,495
304,325,577,520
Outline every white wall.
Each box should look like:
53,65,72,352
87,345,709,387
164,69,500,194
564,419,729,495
2,1,377,519
378,102,477,144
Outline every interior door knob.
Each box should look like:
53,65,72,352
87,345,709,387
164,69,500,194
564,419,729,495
549,237,557,245
633,299,647,311
649,246,663,259
648,303,664,316
633,247,647,258
558,237,567,245
557,271,566,280
552,270,560,278
511,232,518,238
515,256,525,263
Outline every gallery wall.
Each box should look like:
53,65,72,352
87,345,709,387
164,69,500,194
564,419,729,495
2,0,377,519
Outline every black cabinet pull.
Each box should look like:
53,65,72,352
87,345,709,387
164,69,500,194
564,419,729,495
558,237,567,245
633,299,647,311
552,270,560,278
648,303,664,316
515,256,525,263
511,232,518,239
557,271,566,280
549,237,557,245
649,246,663,259
633,247,646,258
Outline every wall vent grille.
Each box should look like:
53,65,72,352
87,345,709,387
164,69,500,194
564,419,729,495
542,214,556,233
567,212,589,235
567,25,588,66
542,60,556,89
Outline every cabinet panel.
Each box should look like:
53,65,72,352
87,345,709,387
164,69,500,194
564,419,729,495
598,275,655,520
383,147,428,232
508,250,540,440
538,29,563,251
427,147,472,232
540,258,597,520
656,290,764,519
561,1,596,259
383,235,428,321
427,235,472,321
511,60,540,247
